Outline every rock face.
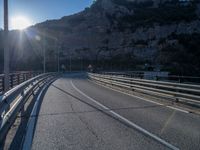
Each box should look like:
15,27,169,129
29,0,200,74
1,0,199,74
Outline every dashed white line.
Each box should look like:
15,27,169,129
71,80,179,150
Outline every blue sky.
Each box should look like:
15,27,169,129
0,0,94,29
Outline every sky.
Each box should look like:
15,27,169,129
0,0,94,30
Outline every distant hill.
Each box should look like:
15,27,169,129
0,0,200,75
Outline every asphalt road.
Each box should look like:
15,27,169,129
31,74,200,150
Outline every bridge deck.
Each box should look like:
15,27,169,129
31,74,200,150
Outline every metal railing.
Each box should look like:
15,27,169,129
88,73,200,106
0,72,57,141
100,71,200,84
0,72,42,95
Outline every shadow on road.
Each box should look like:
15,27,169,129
1,79,57,150
50,84,167,132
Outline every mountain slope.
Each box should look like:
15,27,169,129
0,0,200,75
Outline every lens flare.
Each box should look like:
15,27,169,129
11,16,32,30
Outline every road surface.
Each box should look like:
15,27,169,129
30,74,200,150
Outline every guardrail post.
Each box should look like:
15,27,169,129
17,74,20,85
155,76,158,81
10,74,14,88
23,73,25,82
178,77,182,83
2,77,5,93
26,73,28,81
175,97,179,103
0,115,2,124
20,105,25,121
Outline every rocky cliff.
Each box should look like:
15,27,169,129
1,0,200,75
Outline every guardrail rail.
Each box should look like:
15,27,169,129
88,73,200,107
0,72,42,95
0,72,57,142
100,71,200,84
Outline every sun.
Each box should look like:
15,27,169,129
11,16,32,30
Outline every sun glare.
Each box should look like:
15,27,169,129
11,16,32,30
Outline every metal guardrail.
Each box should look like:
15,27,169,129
88,73,200,106
0,71,42,95
0,72,57,141
100,71,200,84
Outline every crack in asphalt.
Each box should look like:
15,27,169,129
17,84,173,119
66,92,106,145
17,104,171,118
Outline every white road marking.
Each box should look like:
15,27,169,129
88,79,189,114
167,106,189,113
71,80,179,150
22,83,49,150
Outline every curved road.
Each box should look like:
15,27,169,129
30,74,200,150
